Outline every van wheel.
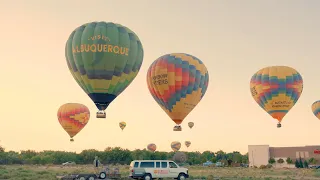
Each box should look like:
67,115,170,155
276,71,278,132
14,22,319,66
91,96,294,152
87,175,95,180
143,173,152,180
177,173,186,180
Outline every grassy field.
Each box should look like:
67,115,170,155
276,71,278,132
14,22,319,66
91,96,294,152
1,165,320,180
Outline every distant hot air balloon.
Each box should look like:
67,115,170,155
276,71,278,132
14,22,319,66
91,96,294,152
147,53,209,131
311,101,320,120
57,103,90,142
171,141,181,152
147,143,157,152
250,66,303,128
65,22,144,118
185,141,191,148
188,122,194,129
119,121,126,131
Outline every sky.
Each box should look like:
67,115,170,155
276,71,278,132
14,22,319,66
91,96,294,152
0,0,320,154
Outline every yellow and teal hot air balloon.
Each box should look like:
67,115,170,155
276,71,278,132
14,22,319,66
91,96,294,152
147,53,209,131
119,121,126,131
250,66,303,128
65,22,144,118
171,141,181,152
57,103,90,142
311,101,320,120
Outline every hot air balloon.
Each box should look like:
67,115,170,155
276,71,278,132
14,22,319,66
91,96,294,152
119,121,126,131
250,66,303,128
185,141,191,148
147,53,209,131
65,22,144,118
188,122,194,129
171,141,181,152
311,101,320,120
57,103,90,141
147,143,157,152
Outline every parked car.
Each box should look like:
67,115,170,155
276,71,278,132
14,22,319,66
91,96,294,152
310,165,320,169
62,161,76,166
240,163,249,168
215,162,224,167
129,160,189,180
203,161,214,167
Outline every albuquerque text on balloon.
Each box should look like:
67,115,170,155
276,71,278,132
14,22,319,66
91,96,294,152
57,103,90,141
65,21,144,118
147,53,209,131
250,66,303,128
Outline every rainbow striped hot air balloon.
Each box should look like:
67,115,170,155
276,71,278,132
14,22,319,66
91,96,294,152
171,141,181,152
147,53,209,131
311,101,320,120
57,103,90,141
119,121,126,131
147,143,157,152
250,66,303,128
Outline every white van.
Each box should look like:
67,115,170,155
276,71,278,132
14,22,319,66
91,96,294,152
129,160,189,180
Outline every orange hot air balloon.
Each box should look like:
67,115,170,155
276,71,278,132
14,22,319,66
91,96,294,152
57,103,90,142
147,143,157,152
171,141,181,152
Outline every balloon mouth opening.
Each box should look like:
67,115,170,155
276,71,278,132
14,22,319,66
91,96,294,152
277,123,281,128
173,125,182,131
96,111,106,118
70,138,74,142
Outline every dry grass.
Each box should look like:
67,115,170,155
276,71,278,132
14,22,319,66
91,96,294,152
0,165,320,179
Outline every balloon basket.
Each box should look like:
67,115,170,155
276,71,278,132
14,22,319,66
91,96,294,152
173,125,182,131
277,123,281,128
96,111,106,118
70,138,74,142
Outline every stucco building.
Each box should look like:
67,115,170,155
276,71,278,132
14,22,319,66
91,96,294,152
248,145,320,167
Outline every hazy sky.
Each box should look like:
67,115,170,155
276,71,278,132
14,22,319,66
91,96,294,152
1,0,320,154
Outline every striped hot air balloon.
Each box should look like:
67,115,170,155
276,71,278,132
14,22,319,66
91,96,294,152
57,103,90,141
119,121,126,131
311,101,320,120
250,66,303,128
171,141,181,152
185,141,191,148
147,53,209,131
147,143,157,152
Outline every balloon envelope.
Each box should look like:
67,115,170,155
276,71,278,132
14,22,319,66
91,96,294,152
147,143,157,152
188,122,194,129
57,103,90,141
119,121,126,130
147,53,209,130
250,66,303,127
311,101,320,120
185,141,191,148
65,21,144,118
171,141,181,152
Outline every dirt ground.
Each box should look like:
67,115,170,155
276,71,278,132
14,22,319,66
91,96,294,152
1,164,320,179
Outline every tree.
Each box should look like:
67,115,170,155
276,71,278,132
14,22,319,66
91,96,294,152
268,157,276,164
277,158,284,167
299,158,303,168
0,145,4,153
286,157,293,165
308,158,318,165
303,160,309,168
295,159,300,168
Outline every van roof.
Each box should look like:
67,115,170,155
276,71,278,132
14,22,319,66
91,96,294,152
131,160,173,162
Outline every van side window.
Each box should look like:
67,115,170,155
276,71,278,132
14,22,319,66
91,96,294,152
140,162,155,168
156,162,160,168
161,162,167,168
169,162,177,168
134,162,139,168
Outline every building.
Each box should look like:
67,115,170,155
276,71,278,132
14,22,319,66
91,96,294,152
248,145,320,168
